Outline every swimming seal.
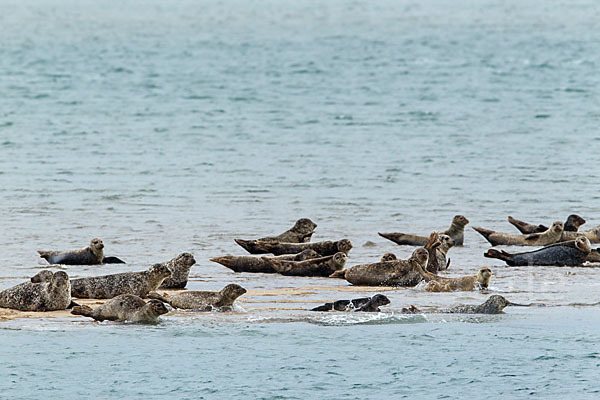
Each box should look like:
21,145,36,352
239,239,352,256
148,284,246,310
37,238,125,265
234,218,317,254
261,252,347,277
421,267,492,292
158,253,196,289
443,295,527,314
378,215,469,246
310,294,390,312
0,271,71,311
210,249,320,274
473,221,563,246
71,294,168,322
484,236,592,267
508,214,585,234
70,264,172,299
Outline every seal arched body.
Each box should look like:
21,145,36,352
422,267,492,292
38,238,105,265
240,239,352,257
508,214,585,234
473,222,563,246
158,253,196,289
262,252,347,277
211,249,320,273
378,215,469,247
484,237,591,267
71,294,168,322
70,264,172,299
149,284,246,310
0,271,71,311
443,295,525,314
234,218,317,254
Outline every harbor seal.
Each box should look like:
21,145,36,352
507,214,585,234
71,294,168,322
234,218,317,253
0,271,71,312
484,236,592,267
37,238,126,265
378,215,469,246
472,221,563,246
310,294,390,312
443,295,527,314
148,284,246,310
261,252,347,277
421,267,492,292
559,227,600,243
354,294,391,312
239,239,352,256
210,249,321,274
424,232,454,273
70,263,172,299
380,253,397,262
158,253,196,289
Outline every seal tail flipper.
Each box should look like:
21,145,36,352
147,292,168,302
37,250,51,262
378,232,411,246
328,269,346,279
234,239,270,254
472,227,496,244
484,249,512,262
102,256,126,264
71,305,93,317
507,216,546,234
311,303,334,312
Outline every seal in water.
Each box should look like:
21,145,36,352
310,294,390,312
378,215,469,246
472,221,563,246
38,238,126,265
442,295,527,314
158,253,196,289
261,252,347,277
70,264,172,299
424,232,454,273
484,236,591,267
210,249,320,274
234,218,317,254
0,271,71,311
148,284,247,311
380,253,397,262
507,214,585,234
239,239,352,257
420,267,492,292
71,294,168,322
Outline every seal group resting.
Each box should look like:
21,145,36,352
442,295,527,314
71,294,168,322
0,270,71,311
148,284,247,311
70,264,172,299
508,215,585,234
234,218,317,253
311,294,391,312
261,252,347,277
473,221,564,246
484,237,591,267
420,267,492,292
210,249,320,274
378,215,469,247
38,238,126,265
158,253,197,289
238,239,352,256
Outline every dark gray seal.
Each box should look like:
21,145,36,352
71,294,168,322
38,238,126,265
310,294,390,312
484,236,591,267
423,232,454,273
379,215,469,246
148,284,247,310
237,239,352,256
210,249,320,273
261,252,347,277
0,271,71,311
442,295,528,314
70,264,172,299
158,253,196,289
508,214,586,234
234,218,317,254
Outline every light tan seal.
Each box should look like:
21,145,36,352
158,253,196,289
234,218,317,254
148,284,247,310
0,271,72,311
71,294,168,322
473,221,563,246
379,215,469,246
261,252,347,277
420,267,492,292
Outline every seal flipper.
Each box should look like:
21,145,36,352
507,216,547,234
102,256,126,264
472,227,496,245
311,302,334,312
147,292,169,303
484,248,513,264
37,250,51,262
328,269,346,279
234,239,270,254
67,301,80,309
71,305,94,318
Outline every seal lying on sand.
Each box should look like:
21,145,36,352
442,295,527,314
148,284,246,311
239,239,352,256
70,264,172,299
261,252,347,277
158,253,196,289
473,221,563,246
508,214,585,234
420,267,492,292
234,218,317,253
0,271,71,311
379,215,469,246
38,238,126,265
311,294,390,312
211,249,320,273
484,236,591,266
71,294,168,322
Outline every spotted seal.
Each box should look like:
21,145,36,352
0,271,71,311
473,221,563,246
421,267,492,292
157,253,196,289
261,252,347,277
148,284,247,310
485,236,592,267
508,214,585,234
71,294,168,322
442,295,527,314
378,215,469,247
239,239,352,257
380,253,397,262
38,238,125,265
424,232,455,273
234,218,317,254
70,264,172,299
210,249,320,274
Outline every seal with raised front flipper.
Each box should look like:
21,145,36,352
234,218,317,254
379,215,469,247
0,270,71,311
210,249,320,274
421,267,492,292
158,253,196,289
241,239,352,257
148,284,246,311
71,294,168,322
70,264,172,299
508,214,585,234
484,236,591,267
473,221,563,246
442,295,528,314
261,252,347,277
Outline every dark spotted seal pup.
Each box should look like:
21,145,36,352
484,236,591,267
70,264,172,299
71,294,168,322
38,238,126,265
508,214,585,234
310,294,390,312
0,271,71,311
261,252,347,277
379,215,469,246
234,218,317,254
210,249,320,274
148,284,247,311
241,239,352,257
442,295,527,314
158,253,196,289
473,221,563,246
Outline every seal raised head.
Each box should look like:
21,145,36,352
149,284,247,311
234,218,318,253
354,294,391,312
71,294,169,322
378,214,469,247
473,221,563,247
0,270,72,312
38,238,105,265
158,253,196,289
485,236,592,267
